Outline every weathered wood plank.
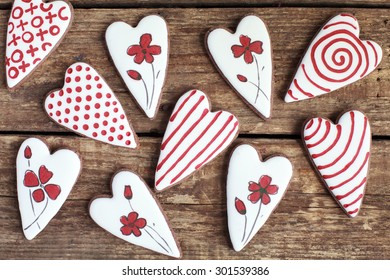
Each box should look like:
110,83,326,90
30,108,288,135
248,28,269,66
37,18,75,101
0,136,388,206
0,8,389,135
0,198,388,259
0,1,389,9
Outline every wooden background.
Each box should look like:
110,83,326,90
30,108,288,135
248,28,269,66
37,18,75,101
0,0,389,259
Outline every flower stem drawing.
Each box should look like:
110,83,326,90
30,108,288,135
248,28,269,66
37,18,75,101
127,33,162,110
23,146,61,231
237,175,278,246
232,34,268,104
121,185,172,254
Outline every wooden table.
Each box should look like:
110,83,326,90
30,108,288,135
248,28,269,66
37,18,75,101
0,0,389,259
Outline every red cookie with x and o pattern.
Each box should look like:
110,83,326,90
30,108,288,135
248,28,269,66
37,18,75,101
44,62,138,149
6,0,73,89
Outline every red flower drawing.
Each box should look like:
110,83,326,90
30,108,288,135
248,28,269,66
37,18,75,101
124,185,133,200
237,74,248,83
235,197,247,215
24,146,32,159
120,212,147,237
248,175,278,205
23,165,61,203
127,34,161,64
231,35,263,64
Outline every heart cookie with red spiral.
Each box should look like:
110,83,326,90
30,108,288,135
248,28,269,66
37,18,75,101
285,14,382,102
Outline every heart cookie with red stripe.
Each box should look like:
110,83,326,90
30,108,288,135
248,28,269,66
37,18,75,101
285,14,382,102
6,0,73,89
44,62,138,149
17,137,81,240
302,110,371,217
155,89,239,191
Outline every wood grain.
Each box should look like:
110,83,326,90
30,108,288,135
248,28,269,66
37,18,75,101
0,136,388,259
0,1,389,8
0,8,388,135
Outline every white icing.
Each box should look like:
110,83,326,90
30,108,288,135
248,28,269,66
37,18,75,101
227,144,293,251
16,137,81,240
207,15,272,119
89,170,181,258
44,62,138,149
303,110,371,217
285,14,383,102
106,15,168,119
6,0,73,89
155,89,239,191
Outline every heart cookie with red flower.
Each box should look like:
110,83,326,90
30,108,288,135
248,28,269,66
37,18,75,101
106,15,168,119
6,0,73,89
227,144,293,251
17,137,81,240
302,110,371,217
285,13,382,102
89,170,182,258
44,62,138,149
155,89,239,191
206,15,272,119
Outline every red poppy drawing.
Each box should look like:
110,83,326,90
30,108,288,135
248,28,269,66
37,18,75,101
248,175,278,205
127,33,162,110
23,165,61,203
235,197,247,215
231,35,267,104
231,35,263,64
24,146,32,159
127,34,161,65
120,212,147,237
124,185,133,200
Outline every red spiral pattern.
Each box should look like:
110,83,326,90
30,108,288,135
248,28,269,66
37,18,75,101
310,29,370,83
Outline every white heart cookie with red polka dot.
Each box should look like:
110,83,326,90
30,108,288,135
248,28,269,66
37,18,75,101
44,62,138,149
6,0,73,89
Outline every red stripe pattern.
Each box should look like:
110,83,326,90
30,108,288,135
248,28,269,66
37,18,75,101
155,90,239,191
285,14,382,103
303,110,371,217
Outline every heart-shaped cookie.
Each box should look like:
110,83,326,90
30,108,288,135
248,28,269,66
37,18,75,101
206,15,272,119
155,89,239,191
89,170,182,258
44,62,138,149
16,137,81,240
106,15,168,119
302,110,371,217
227,144,293,251
285,13,382,102
6,0,73,89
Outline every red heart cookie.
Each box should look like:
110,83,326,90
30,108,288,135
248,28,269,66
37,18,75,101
44,62,138,149
302,110,371,217
285,14,382,102
155,89,239,191
6,0,73,89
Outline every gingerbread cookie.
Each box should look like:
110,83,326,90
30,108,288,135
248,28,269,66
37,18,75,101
155,89,239,191
16,137,81,240
302,110,371,217
285,13,382,102
206,15,272,119
227,144,293,251
44,62,139,149
89,170,182,258
106,15,169,119
6,0,73,89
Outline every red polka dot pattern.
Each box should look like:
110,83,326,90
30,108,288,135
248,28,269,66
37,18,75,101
45,62,138,148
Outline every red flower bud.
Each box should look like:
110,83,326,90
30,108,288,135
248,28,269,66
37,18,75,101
127,70,142,80
237,74,247,82
235,197,246,215
124,185,133,200
24,146,32,159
